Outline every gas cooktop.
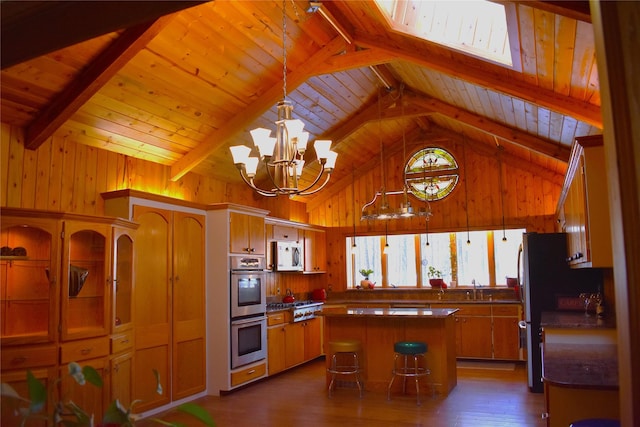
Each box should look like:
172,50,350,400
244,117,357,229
266,300,323,311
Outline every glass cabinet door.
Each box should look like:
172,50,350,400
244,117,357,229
1,220,58,345
61,222,111,341
113,229,134,332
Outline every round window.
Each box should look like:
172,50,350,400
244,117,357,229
404,147,459,201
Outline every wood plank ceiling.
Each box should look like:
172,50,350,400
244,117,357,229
0,0,601,205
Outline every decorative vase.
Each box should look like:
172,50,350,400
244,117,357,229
429,278,445,288
360,279,371,288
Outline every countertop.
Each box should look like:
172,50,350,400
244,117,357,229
542,342,618,389
541,311,616,329
318,306,458,318
325,299,521,306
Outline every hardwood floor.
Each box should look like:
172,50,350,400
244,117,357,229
141,358,546,427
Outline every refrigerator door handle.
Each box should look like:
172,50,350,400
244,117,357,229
517,243,525,303
518,320,527,329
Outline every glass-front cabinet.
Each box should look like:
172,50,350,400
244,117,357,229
1,213,61,346
60,221,111,342
112,227,135,333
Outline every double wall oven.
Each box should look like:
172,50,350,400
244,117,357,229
230,255,267,369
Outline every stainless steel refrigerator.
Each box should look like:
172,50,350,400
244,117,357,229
518,232,602,393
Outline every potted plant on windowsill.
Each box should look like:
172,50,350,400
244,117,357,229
359,269,375,289
427,266,446,288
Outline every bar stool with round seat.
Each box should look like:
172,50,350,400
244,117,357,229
327,340,363,398
387,341,431,405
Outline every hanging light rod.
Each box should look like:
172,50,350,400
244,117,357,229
230,0,338,197
307,1,353,44
361,189,432,221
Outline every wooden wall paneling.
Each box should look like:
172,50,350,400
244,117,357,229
60,137,76,212
5,125,25,207
34,137,51,210
534,8,555,91
21,135,37,209
48,136,65,210
0,123,10,206
553,14,577,97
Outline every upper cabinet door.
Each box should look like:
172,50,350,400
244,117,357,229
60,221,111,341
1,216,60,346
229,212,265,255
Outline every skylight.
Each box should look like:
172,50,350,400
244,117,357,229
375,0,515,68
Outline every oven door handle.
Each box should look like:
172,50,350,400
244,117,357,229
232,316,265,326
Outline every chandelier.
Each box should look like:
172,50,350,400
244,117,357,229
360,86,432,221
229,0,337,197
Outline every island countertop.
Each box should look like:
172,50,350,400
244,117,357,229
319,306,458,318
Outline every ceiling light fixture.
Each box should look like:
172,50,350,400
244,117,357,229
463,137,471,245
230,0,338,197
361,85,432,220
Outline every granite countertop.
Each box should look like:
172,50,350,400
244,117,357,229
318,306,458,318
541,311,616,329
543,342,618,389
326,299,521,306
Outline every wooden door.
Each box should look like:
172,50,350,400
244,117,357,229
0,366,56,427
492,317,520,360
458,316,492,358
247,214,265,255
112,228,134,334
284,322,304,368
110,350,134,408
60,356,109,423
229,211,248,254
267,325,286,375
131,205,171,411
303,318,322,360
172,211,206,400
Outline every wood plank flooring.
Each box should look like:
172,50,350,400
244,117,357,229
140,358,546,427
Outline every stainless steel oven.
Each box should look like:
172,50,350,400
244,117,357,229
231,315,267,368
230,256,266,319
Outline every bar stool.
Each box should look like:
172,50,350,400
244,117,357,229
327,340,363,398
387,341,430,405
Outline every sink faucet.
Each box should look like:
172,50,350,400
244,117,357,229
472,279,477,300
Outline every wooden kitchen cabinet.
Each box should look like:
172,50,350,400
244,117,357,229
109,349,134,408
60,221,111,342
454,305,493,358
270,224,300,242
1,366,56,427
60,355,110,422
103,190,206,411
303,318,322,360
267,312,287,375
303,228,326,273
558,135,612,268
1,212,60,346
230,211,265,255
284,322,305,368
492,305,522,360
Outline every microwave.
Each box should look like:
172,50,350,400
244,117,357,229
272,241,304,271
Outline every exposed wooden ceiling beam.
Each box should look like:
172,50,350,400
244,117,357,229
353,34,602,129
406,92,571,161
24,16,176,150
515,1,591,23
0,0,207,69
169,36,347,181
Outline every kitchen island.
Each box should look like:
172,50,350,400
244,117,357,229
319,307,458,396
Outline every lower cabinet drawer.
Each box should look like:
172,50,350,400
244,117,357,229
110,331,134,354
60,337,109,364
231,362,266,387
1,345,57,370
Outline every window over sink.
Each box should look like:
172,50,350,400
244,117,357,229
346,228,524,288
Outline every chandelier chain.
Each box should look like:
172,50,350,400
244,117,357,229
282,0,287,101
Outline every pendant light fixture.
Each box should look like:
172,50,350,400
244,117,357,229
229,0,338,197
361,85,431,220
351,166,358,254
498,145,507,242
463,137,471,245
383,220,390,254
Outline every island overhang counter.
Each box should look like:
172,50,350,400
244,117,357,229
318,307,459,396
